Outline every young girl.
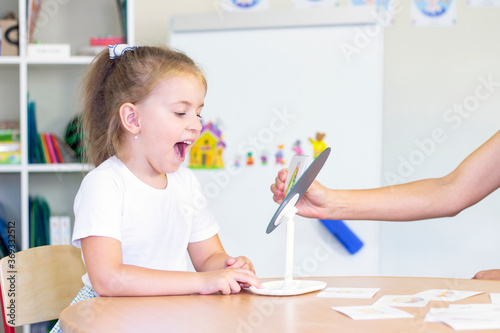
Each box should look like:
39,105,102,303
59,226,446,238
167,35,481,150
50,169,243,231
50,44,261,332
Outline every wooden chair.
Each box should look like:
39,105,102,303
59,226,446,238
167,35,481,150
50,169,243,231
0,245,86,332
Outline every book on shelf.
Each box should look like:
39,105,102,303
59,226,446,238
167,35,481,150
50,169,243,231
44,132,58,163
49,215,71,245
29,196,51,248
39,132,77,164
0,120,20,164
28,99,79,164
39,133,50,163
52,133,64,163
27,0,43,44
30,197,71,247
28,100,43,163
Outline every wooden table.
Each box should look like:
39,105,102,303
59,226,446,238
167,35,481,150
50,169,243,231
60,276,500,333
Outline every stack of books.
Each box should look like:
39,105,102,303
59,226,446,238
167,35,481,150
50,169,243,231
29,196,71,247
0,121,20,164
38,132,64,164
28,100,78,164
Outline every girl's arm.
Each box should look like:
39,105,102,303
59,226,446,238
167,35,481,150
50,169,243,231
272,130,500,221
187,234,256,273
81,236,261,297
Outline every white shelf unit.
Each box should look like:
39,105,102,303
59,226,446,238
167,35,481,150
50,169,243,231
0,0,134,258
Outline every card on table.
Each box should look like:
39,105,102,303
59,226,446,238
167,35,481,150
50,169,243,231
373,295,429,308
317,287,380,299
332,305,414,320
414,289,483,302
490,293,500,304
425,306,500,331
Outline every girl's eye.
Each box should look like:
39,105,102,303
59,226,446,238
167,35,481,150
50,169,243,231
197,114,203,119
175,113,186,117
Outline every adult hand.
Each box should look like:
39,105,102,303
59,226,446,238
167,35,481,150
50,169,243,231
472,269,500,281
270,168,332,219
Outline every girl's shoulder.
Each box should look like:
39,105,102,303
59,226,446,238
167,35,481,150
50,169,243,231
82,156,126,188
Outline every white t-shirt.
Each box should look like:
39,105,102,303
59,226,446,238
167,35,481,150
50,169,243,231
72,156,220,288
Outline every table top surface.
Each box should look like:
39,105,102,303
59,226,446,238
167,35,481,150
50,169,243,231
60,276,500,333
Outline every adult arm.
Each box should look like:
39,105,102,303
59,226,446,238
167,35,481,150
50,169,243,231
271,130,500,221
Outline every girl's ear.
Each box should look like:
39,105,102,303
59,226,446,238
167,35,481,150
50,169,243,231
119,102,140,135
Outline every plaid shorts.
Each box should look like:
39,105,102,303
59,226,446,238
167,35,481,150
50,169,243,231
49,285,99,333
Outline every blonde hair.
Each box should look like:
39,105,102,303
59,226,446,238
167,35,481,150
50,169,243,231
81,46,207,167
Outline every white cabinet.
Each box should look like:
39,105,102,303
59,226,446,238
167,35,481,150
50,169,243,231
0,0,134,254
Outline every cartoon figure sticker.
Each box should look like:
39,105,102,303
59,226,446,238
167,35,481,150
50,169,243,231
309,132,327,159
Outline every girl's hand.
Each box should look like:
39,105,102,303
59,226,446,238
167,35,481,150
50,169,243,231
199,269,262,295
225,256,258,289
224,256,255,272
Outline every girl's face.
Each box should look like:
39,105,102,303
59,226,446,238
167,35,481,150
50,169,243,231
135,73,205,176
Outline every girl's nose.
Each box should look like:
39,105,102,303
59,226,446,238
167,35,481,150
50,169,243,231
189,114,202,133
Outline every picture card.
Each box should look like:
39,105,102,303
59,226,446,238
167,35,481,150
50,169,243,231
443,318,500,331
374,295,429,308
449,303,500,310
414,289,483,302
425,306,500,331
282,155,310,199
490,293,500,304
317,287,380,299
332,305,413,320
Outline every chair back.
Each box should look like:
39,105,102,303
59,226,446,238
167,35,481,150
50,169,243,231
0,245,86,330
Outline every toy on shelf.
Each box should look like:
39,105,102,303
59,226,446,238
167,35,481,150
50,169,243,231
189,121,226,169
292,139,303,155
275,144,285,165
309,132,327,159
260,152,268,165
246,152,254,166
0,120,20,164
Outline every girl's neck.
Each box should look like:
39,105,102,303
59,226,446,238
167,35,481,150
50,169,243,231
118,154,168,190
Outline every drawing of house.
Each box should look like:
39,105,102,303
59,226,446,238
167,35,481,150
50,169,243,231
189,122,226,169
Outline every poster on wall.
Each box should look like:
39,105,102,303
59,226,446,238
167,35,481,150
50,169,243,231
293,0,339,9
349,0,395,26
465,0,500,7
411,0,456,27
217,0,270,11
349,0,391,8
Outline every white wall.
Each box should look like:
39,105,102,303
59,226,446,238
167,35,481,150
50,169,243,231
380,3,500,278
134,1,500,279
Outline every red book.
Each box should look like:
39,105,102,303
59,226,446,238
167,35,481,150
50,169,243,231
45,133,58,163
50,134,64,163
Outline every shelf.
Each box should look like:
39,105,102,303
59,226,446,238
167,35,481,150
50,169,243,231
0,164,93,173
1,56,96,65
27,163,93,173
0,57,21,65
26,56,95,65
0,164,22,173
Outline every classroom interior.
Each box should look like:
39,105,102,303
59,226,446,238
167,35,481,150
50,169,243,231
1,0,500,332
1,0,500,299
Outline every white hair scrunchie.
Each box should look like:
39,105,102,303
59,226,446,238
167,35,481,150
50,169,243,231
108,44,138,59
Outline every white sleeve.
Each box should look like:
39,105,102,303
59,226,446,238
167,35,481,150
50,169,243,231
72,170,124,249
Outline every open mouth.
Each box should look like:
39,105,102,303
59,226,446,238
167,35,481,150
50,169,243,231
174,140,193,159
